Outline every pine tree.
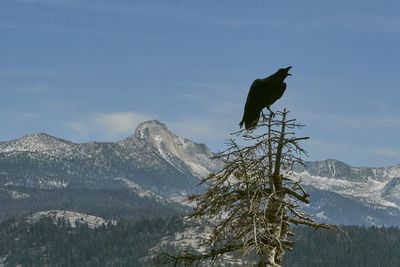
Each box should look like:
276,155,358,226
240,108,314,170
155,109,337,266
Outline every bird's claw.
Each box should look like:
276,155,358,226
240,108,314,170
261,111,267,121
267,107,275,118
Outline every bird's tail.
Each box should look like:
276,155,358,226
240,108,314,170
239,116,259,130
245,119,258,130
243,108,262,130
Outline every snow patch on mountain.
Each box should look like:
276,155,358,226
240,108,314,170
364,215,381,226
0,255,7,266
160,223,211,253
167,192,195,207
299,173,398,209
152,135,177,167
382,177,400,203
114,177,195,206
38,179,69,189
29,210,115,228
8,190,29,200
114,177,163,200
374,165,400,180
152,218,250,266
0,187,30,200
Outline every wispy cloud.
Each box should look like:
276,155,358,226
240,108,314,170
0,22,195,44
10,83,51,93
169,118,228,141
66,121,89,136
307,138,400,164
67,111,233,149
10,0,177,18
66,112,153,139
368,147,400,158
19,112,39,119
25,84,49,92
307,139,350,153
0,70,57,77
94,112,152,136
0,22,124,38
166,114,243,150
299,111,400,130
295,13,400,34
10,0,92,9
175,81,245,116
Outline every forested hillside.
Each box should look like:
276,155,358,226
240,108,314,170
284,226,400,266
1,215,400,267
0,216,183,267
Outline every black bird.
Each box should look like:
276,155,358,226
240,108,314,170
239,66,292,130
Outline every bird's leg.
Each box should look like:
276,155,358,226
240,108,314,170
267,106,275,118
261,110,267,121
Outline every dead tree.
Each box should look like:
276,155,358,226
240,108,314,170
155,109,336,266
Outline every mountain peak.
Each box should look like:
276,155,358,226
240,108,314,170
133,120,220,178
134,120,186,154
134,120,170,140
0,133,74,153
138,119,165,126
21,132,56,140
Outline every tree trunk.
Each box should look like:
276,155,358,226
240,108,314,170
258,111,288,267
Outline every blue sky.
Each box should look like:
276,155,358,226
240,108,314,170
1,0,399,167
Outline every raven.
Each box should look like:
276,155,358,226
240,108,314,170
239,66,292,130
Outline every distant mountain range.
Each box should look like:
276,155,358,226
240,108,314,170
1,120,400,226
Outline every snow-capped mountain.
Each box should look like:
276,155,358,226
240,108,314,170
0,120,214,221
1,121,400,226
0,120,216,195
295,160,400,209
294,160,400,225
134,120,218,178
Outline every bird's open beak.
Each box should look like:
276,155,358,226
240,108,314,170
286,66,292,76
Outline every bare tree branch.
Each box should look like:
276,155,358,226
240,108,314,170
154,109,336,267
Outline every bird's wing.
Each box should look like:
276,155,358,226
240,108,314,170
240,79,264,129
246,79,263,104
268,81,287,106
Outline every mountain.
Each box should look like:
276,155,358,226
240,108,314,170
0,120,400,226
295,159,400,225
0,133,74,153
0,120,219,220
0,120,219,193
134,120,216,178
